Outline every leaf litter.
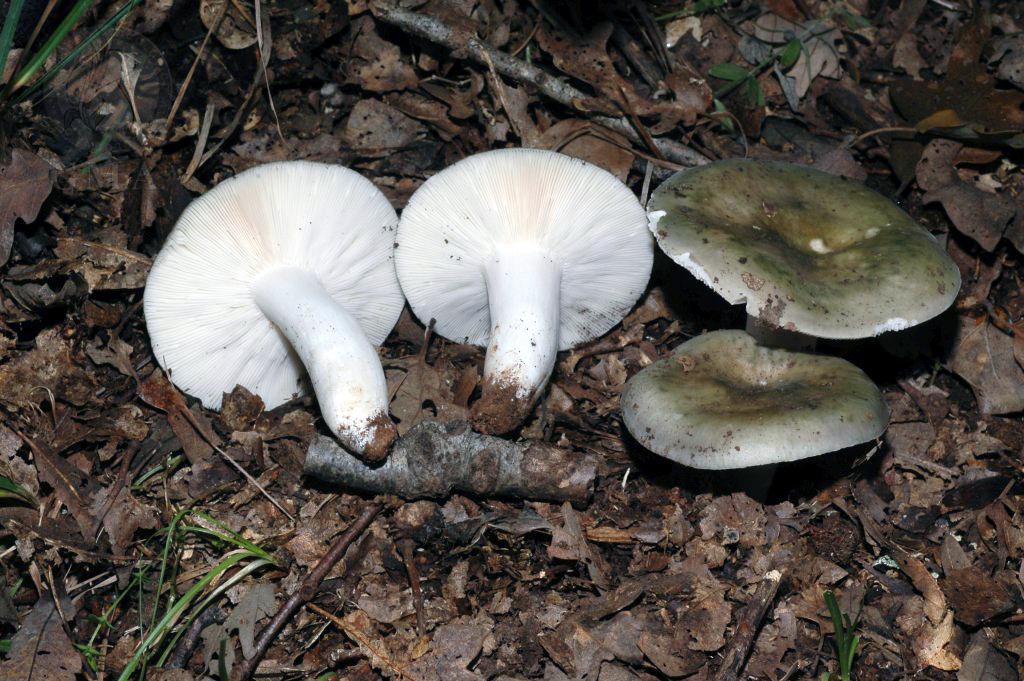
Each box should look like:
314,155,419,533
0,2,1023,681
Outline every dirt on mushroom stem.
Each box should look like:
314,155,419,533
470,370,539,435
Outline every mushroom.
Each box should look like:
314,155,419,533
621,330,889,469
395,148,652,434
144,161,404,461
647,159,961,343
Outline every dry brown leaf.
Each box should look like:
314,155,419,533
0,595,81,681
347,15,418,92
0,328,98,407
949,317,1024,415
344,98,426,153
201,0,258,49
915,140,1014,251
0,149,52,267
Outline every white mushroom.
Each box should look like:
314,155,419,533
144,161,404,461
396,149,652,434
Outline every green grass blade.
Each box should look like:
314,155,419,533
8,0,92,92
824,591,845,641
0,475,37,506
117,552,256,681
0,0,26,85
12,0,140,102
154,558,271,668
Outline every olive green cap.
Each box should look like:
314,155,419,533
621,330,889,469
648,159,961,339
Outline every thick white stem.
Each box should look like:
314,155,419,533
253,266,396,460
471,247,561,434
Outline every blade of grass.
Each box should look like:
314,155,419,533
6,0,92,94
0,0,26,84
11,0,140,103
117,552,271,681
0,475,37,506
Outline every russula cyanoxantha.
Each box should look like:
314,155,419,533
647,159,961,342
395,148,653,434
621,330,889,469
144,161,404,461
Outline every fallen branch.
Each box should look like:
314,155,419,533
370,1,708,168
305,420,596,503
235,502,383,681
712,569,785,681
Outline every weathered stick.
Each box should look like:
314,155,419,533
712,569,784,681
305,420,596,503
235,503,383,681
370,2,709,168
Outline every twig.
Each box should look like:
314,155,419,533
306,602,422,681
305,420,597,502
164,0,229,138
398,538,426,634
236,502,383,681
167,605,226,668
370,2,708,167
842,126,919,150
712,569,784,681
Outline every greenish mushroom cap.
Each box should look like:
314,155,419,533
621,330,889,469
648,159,961,339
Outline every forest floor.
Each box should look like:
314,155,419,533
1,0,1024,680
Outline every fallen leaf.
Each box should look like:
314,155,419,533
949,317,1024,415
959,631,1017,681
344,98,426,153
893,33,926,78
915,140,1014,250
941,567,1015,626
989,33,1024,91
891,13,1024,148
752,15,842,98
201,0,258,49
90,484,160,553
0,149,52,267
346,15,418,92
0,595,81,681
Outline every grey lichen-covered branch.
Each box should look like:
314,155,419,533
304,420,597,503
369,1,709,168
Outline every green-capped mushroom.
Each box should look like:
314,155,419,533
621,330,889,470
647,159,961,339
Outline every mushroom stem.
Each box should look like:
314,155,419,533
252,266,396,461
472,247,561,434
745,315,816,351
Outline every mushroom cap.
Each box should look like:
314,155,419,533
621,330,889,469
648,159,961,339
144,161,403,410
395,148,653,350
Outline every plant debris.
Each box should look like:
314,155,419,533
0,2,1023,681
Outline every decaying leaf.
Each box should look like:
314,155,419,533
346,15,419,92
0,595,81,681
0,149,53,267
200,0,259,50
989,33,1024,91
915,140,1014,251
344,98,426,152
891,14,1024,147
0,328,98,408
752,15,842,98
949,317,1024,415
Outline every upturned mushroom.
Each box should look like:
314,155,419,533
395,148,652,434
622,330,889,469
145,161,404,461
647,159,961,342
